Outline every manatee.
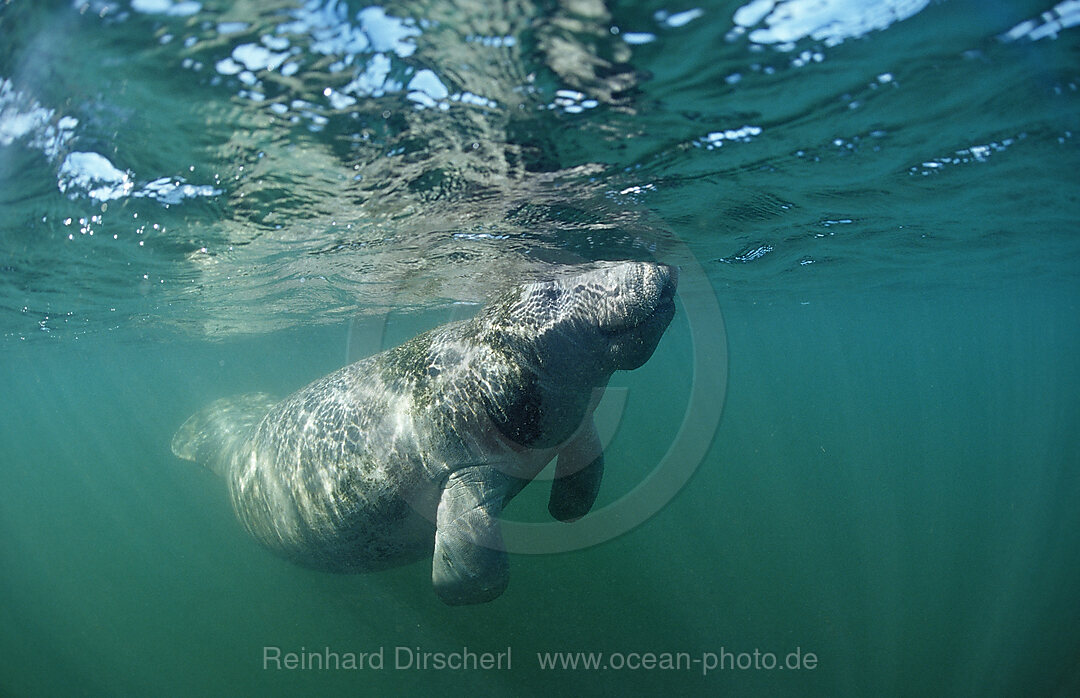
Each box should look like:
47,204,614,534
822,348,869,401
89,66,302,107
172,261,677,604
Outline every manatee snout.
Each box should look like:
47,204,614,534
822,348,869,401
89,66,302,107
593,262,678,334
589,262,678,371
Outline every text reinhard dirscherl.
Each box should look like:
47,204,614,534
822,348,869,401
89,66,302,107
262,646,819,675
263,646,512,671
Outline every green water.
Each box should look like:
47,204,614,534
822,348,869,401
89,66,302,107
2,0,1079,695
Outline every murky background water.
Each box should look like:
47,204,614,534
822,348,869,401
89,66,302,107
2,0,1078,695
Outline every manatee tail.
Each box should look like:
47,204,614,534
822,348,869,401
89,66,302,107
171,393,278,477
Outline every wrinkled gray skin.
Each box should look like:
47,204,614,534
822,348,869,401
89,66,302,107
172,261,677,604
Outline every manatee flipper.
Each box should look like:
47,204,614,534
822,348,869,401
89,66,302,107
432,467,511,605
171,393,277,477
548,419,604,522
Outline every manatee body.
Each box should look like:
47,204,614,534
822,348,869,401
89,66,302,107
172,261,677,604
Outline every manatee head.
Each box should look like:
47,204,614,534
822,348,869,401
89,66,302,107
475,261,677,448
503,261,678,373
586,261,679,371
